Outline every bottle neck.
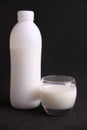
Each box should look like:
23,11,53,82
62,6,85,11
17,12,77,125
17,10,34,22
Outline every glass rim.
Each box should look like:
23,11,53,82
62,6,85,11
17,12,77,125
41,75,75,84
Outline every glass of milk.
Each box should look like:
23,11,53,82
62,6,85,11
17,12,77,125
40,75,77,116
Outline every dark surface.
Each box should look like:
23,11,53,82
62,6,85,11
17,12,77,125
0,0,87,129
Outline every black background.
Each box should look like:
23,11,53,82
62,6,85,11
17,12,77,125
0,0,87,129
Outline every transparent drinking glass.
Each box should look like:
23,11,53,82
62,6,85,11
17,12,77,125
40,75,77,116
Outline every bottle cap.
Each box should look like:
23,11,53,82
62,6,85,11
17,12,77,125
17,10,34,22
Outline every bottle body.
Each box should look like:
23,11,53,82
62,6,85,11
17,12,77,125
10,11,42,109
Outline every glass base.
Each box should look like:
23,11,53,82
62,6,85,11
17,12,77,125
43,107,72,116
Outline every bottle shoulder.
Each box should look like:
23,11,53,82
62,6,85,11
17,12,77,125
10,22,42,47
10,22,41,35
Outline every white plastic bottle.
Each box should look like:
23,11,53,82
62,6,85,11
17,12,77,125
10,10,42,109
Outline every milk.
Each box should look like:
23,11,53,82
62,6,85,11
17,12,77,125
40,84,77,110
10,46,41,108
